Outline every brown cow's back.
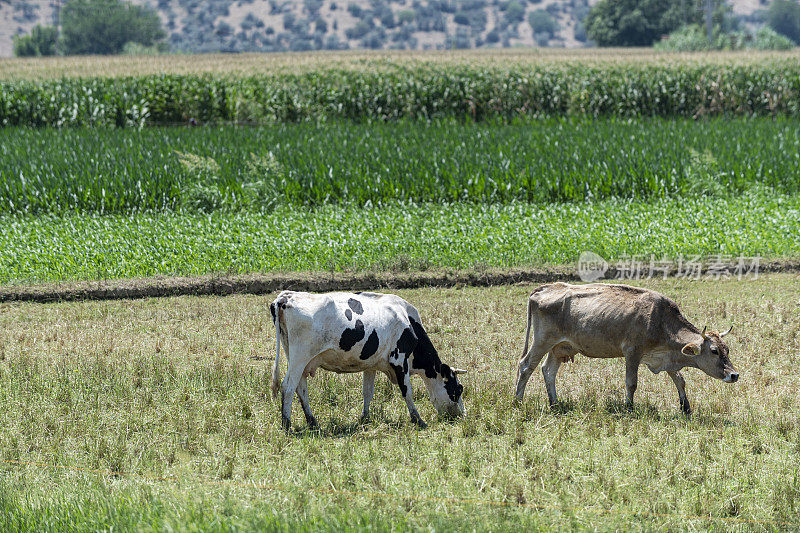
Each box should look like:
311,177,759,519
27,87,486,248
529,282,696,357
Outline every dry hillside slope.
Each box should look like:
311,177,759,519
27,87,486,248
0,0,769,57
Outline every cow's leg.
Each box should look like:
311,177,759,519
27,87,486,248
389,351,426,428
667,370,691,415
361,370,377,422
624,349,641,409
515,343,548,402
295,376,318,429
541,353,563,407
280,362,305,432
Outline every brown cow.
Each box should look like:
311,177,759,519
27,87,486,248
515,282,738,414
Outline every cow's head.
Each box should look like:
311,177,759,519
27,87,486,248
422,364,466,419
681,326,738,383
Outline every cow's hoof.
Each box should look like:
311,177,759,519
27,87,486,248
281,416,291,432
359,414,370,424
306,417,319,430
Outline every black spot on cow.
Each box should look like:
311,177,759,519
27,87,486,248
409,317,442,378
360,330,380,360
396,326,417,357
390,349,410,396
339,319,365,351
440,364,464,403
345,308,353,321
347,298,364,315
269,303,276,321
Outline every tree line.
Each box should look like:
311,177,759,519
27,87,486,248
12,0,800,57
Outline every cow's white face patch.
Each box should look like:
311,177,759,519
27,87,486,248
421,365,465,418
425,378,465,418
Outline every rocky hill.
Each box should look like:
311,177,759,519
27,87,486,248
0,0,769,57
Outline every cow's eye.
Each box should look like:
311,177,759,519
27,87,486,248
711,346,719,355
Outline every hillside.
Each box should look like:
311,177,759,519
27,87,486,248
0,0,770,57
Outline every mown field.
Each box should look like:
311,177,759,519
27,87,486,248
0,277,798,530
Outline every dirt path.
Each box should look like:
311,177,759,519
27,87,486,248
1,260,799,303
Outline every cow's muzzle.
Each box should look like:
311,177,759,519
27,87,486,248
724,372,739,383
439,401,465,419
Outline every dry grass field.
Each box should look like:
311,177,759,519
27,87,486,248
0,275,798,530
2,48,800,80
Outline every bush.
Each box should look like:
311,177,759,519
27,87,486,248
346,20,372,39
122,42,167,55
12,25,58,57
176,151,284,211
655,24,795,51
586,0,700,46
574,21,587,43
397,10,415,24
504,1,525,24
347,3,362,17
767,0,800,44
750,26,795,50
528,9,558,36
60,0,166,55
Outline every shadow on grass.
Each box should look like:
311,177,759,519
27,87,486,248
604,398,662,420
541,395,734,427
288,412,463,439
285,419,364,439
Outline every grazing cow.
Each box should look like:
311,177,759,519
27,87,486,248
515,282,738,414
269,290,466,430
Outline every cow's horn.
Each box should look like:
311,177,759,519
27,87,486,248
700,325,708,338
720,326,733,337
452,368,468,375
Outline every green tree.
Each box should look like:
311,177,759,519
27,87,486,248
13,25,58,57
528,9,558,36
504,1,526,24
767,0,800,44
60,0,166,55
586,0,729,47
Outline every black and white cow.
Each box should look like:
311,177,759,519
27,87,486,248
269,290,466,430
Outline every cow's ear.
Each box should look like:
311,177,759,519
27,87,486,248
452,368,468,375
681,343,701,356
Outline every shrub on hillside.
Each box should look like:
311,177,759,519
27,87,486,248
60,0,166,55
655,24,794,51
13,25,58,57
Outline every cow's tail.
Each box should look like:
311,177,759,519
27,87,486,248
270,302,282,398
522,297,535,359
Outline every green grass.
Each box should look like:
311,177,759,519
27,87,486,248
1,118,800,213
0,277,798,530
0,192,798,284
